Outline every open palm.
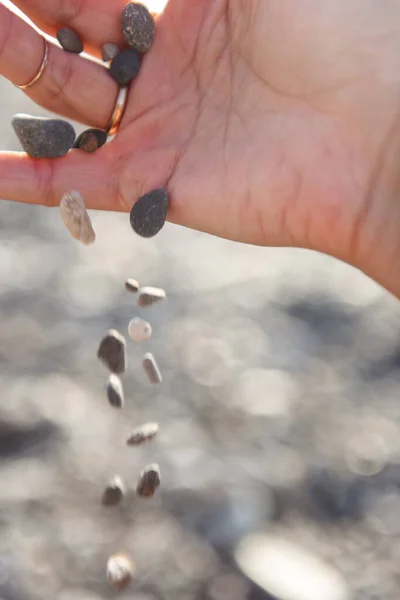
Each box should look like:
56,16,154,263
1,0,400,293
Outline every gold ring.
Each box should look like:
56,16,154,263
15,38,49,90
106,86,128,136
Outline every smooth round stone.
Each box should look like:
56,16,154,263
137,286,166,307
97,330,127,374
60,190,96,245
102,475,125,506
126,422,159,446
102,42,120,62
12,114,75,159
129,189,168,237
109,49,141,85
73,128,107,152
121,3,155,53
106,374,125,408
128,317,152,342
106,554,134,589
136,463,161,498
56,27,83,54
125,278,139,293
142,352,162,384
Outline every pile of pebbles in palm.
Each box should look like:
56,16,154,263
11,3,171,591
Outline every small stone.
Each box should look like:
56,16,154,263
137,286,166,307
56,27,83,54
136,463,161,498
97,330,127,374
102,475,125,506
121,2,155,53
142,352,162,384
73,128,107,152
106,374,125,408
12,114,75,159
102,42,120,62
59,190,96,245
125,278,139,293
128,317,152,342
106,554,134,589
126,422,159,446
109,49,141,85
129,189,168,238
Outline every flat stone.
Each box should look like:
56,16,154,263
102,42,120,62
142,352,162,384
97,330,127,374
137,286,166,307
59,190,96,245
136,463,161,498
126,422,159,446
106,374,124,408
128,317,152,342
73,128,107,152
125,278,139,293
56,27,83,54
121,2,155,53
12,114,75,159
109,49,141,85
130,188,168,237
102,475,125,506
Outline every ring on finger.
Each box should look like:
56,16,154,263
106,86,128,137
15,37,49,90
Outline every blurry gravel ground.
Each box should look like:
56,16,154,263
2,67,400,600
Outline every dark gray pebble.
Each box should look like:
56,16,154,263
129,189,168,238
74,128,107,152
126,422,159,446
136,463,161,498
102,43,120,62
56,27,83,54
125,278,139,293
121,3,155,53
97,329,127,374
12,114,75,159
109,49,141,85
102,475,125,506
106,374,125,408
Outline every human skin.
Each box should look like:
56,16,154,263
1,0,400,296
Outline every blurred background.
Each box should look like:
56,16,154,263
2,3,400,599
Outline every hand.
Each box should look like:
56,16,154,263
1,0,400,296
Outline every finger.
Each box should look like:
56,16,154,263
0,3,118,128
10,0,165,56
0,148,121,211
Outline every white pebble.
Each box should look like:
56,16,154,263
128,317,152,342
59,190,95,245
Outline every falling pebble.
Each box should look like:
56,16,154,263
136,463,161,498
142,352,162,384
106,554,134,589
102,42,120,62
102,475,125,506
130,189,168,238
106,374,124,408
128,317,152,342
125,278,139,293
12,114,75,159
126,422,159,446
59,190,96,245
74,128,107,152
137,286,166,307
121,2,155,53
109,49,141,85
97,330,127,374
56,27,84,53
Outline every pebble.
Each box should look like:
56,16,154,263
136,463,161,498
128,317,152,342
73,128,107,153
59,190,96,245
125,278,139,293
106,554,134,589
109,49,141,85
101,42,120,62
106,374,124,408
137,286,166,307
126,422,159,446
97,330,127,374
142,352,162,384
102,475,125,506
129,189,168,238
121,2,155,53
56,27,84,54
12,114,75,159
